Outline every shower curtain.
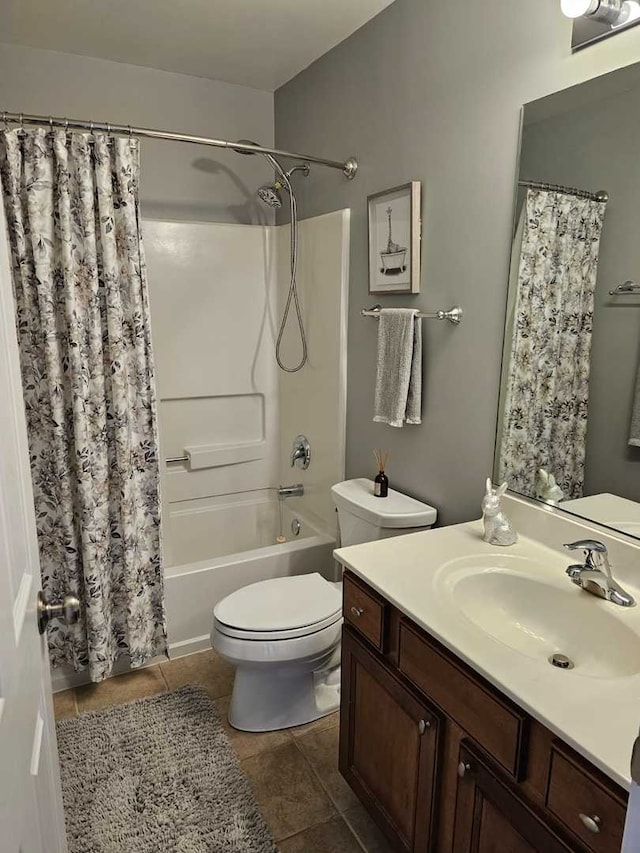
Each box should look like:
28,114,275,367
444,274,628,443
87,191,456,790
497,188,607,500
0,128,166,681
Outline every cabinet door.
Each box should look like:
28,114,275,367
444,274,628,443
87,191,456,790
340,627,441,852
453,742,573,853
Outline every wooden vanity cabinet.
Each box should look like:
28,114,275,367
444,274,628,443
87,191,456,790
339,571,628,853
340,628,442,852
453,741,573,853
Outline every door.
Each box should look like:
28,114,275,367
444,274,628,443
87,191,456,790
453,742,571,853
339,627,441,852
0,204,68,851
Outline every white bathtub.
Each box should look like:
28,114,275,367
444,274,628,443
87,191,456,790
163,494,337,658
51,494,336,690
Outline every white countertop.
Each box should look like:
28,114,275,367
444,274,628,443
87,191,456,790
334,519,640,790
562,493,640,539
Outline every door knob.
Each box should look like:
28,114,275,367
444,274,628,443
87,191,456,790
37,590,80,635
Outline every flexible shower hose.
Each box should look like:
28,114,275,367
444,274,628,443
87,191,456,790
275,172,308,373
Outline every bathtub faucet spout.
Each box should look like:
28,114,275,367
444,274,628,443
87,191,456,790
278,484,304,499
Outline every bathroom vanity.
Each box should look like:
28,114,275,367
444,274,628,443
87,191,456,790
335,496,640,852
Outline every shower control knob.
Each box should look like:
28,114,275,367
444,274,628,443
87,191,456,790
37,590,80,635
290,435,311,470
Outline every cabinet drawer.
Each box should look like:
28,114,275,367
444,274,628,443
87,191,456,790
546,745,626,853
343,573,386,651
398,620,528,779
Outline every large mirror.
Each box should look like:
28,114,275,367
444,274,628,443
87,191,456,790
495,62,640,539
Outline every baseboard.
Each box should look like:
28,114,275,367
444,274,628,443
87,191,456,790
168,634,212,660
51,634,212,693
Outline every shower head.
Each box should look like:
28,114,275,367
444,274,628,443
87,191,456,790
255,164,309,208
234,139,310,207
257,182,283,209
234,142,308,371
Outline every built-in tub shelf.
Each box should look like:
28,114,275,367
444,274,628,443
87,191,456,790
165,441,266,470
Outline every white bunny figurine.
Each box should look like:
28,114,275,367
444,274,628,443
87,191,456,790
482,479,517,546
536,469,564,506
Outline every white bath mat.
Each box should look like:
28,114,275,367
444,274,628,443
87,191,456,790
56,685,277,853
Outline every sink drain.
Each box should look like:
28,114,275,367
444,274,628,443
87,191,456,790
549,653,574,670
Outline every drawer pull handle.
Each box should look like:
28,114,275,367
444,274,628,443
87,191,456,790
578,814,601,834
418,719,431,735
457,761,472,779
350,606,364,618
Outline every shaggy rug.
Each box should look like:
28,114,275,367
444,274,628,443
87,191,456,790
56,686,278,853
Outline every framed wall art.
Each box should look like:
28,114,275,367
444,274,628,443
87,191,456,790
367,181,421,294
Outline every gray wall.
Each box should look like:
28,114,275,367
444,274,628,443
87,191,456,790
0,42,274,223
520,88,640,502
274,0,640,525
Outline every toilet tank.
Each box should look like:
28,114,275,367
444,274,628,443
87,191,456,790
331,478,437,547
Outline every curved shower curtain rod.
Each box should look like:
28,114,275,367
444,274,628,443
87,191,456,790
0,110,359,180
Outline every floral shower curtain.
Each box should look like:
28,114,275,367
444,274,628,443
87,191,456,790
497,188,607,500
0,128,167,681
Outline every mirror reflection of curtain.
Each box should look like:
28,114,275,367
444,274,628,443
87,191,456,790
498,189,607,499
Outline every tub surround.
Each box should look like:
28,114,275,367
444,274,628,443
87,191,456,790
334,493,640,790
277,210,350,538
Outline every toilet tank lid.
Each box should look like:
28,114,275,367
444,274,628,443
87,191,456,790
214,573,341,632
331,478,437,528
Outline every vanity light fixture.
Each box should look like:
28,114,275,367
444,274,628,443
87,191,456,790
612,0,640,26
561,0,640,26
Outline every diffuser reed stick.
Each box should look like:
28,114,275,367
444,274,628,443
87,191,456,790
373,448,390,472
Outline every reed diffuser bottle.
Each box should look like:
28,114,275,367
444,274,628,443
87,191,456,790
373,449,389,498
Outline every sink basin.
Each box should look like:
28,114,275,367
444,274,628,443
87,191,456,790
438,559,640,679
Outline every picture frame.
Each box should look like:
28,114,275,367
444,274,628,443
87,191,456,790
367,181,421,295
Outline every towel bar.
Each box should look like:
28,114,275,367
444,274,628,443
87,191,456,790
361,305,463,324
609,281,640,296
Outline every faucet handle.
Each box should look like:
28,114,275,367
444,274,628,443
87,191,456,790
566,564,584,579
290,435,310,470
564,540,612,575
564,540,607,553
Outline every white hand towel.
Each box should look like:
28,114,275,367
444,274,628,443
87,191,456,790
373,308,422,428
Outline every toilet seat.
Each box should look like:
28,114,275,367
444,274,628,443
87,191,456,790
213,572,342,642
215,611,342,641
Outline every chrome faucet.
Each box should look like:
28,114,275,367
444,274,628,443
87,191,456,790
564,540,635,607
278,484,304,499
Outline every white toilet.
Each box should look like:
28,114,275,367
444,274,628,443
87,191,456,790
212,478,437,732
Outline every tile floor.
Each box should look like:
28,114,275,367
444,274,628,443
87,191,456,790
53,649,393,853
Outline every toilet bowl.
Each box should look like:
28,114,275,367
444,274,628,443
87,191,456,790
212,479,437,732
212,573,342,731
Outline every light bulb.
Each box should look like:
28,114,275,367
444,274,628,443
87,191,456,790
613,0,640,25
561,0,599,17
